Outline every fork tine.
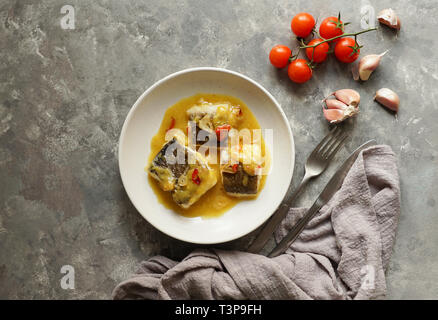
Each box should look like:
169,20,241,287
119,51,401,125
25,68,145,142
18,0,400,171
319,126,343,156
321,130,346,158
309,126,339,158
324,133,348,160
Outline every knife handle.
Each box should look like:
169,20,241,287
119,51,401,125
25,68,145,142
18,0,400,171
267,200,323,258
247,175,311,253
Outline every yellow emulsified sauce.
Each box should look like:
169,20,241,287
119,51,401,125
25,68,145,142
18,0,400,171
147,93,270,218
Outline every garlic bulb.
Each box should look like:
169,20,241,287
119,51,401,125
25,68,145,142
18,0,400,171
323,89,360,123
377,9,401,30
358,51,388,81
374,88,399,112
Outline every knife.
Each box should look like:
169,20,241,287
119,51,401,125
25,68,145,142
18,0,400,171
267,139,376,258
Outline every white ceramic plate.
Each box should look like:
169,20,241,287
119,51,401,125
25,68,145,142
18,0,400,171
119,67,294,244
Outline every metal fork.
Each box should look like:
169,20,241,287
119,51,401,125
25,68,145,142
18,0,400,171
247,126,348,253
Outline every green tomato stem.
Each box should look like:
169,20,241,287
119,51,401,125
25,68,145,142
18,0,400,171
299,28,377,49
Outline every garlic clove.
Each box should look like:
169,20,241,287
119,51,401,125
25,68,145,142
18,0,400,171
333,89,361,107
374,88,400,112
323,108,346,123
377,8,401,30
324,98,348,110
358,51,388,81
323,105,359,123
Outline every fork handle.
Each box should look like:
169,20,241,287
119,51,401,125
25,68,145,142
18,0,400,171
247,174,311,253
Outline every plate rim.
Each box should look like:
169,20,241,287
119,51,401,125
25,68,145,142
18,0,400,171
118,67,295,244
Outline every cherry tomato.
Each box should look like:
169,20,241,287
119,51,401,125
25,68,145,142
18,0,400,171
334,37,360,63
305,39,330,63
319,16,344,41
287,59,312,83
291,13,315,38
269,45,292,68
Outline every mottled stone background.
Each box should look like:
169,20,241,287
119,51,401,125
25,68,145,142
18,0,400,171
0,0,437,299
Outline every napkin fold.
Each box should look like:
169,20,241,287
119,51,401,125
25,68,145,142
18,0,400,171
113,145,400,300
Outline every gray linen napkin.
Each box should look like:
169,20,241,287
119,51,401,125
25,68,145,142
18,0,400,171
113,145,400,300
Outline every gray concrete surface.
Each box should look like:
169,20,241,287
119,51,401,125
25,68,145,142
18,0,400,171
0,0,437,299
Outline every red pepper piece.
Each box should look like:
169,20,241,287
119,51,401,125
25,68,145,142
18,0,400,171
191,168,201,185
232,164,239,173
215,124,231,141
